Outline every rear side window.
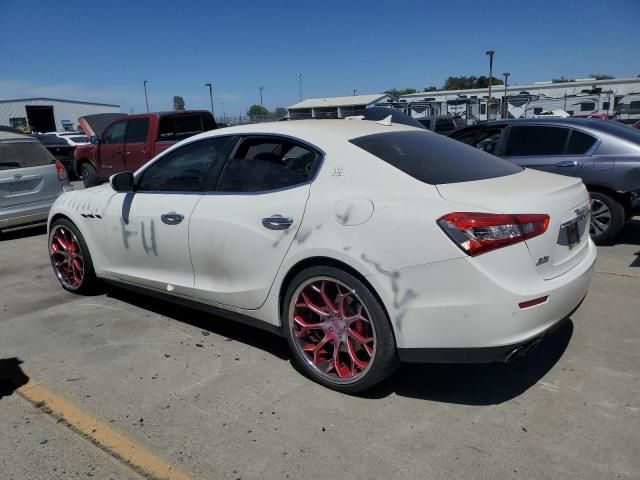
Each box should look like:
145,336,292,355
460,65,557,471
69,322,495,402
158,114,216,141
452,127,504,155
126,118,149,143
217,137,318,192
504,126,569,156
566,130,597,155
0,141,55,170
349,130,522,185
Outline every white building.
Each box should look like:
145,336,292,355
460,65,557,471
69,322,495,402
0,97,120,133
288,94,394,119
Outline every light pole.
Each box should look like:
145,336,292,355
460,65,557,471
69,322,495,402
298,73,302,102
259,86,264,108
485,50,494,120
204,83,214,117
143,80,149,113
353,89,357,96
502,72,510,119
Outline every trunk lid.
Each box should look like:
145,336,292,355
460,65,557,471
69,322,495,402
436,168,591,279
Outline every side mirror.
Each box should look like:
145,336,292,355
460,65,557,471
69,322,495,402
90,135,101,145
110,171,134,192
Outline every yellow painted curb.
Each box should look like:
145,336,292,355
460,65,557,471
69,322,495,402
17,380,192,480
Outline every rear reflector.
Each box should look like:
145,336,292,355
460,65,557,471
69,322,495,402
519,296,549,309
55,160,68,181
438,212,550,256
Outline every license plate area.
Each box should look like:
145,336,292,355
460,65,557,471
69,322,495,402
558,207,590,250
565,222,580,249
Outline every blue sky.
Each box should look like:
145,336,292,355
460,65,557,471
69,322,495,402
1,0,638,116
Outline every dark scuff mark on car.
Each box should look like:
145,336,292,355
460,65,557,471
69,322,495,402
121,192,135,225
120,216,135,249
140,220,158,256
335,205,352,225
360,253,417,330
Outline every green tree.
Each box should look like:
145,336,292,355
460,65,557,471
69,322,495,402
173,96,185,111
248,104,270,118
443,76,503,90
384,88,417,98
552,77,574,83
590,74,614,80
423,86,438,92
274,107,287,116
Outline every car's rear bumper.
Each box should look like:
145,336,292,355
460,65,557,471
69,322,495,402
368,239,596,358
0,191,71,229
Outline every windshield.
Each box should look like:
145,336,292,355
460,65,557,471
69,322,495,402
0,141,56,170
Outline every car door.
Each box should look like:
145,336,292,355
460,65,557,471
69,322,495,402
501,125,594,177
124,117,151,171
189,135,320,310
101,136,233,293
99,120,127,174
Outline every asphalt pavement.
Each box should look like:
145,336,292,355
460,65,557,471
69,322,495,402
0,209,639,479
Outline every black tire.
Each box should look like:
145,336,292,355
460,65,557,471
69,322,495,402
589,191,625,245
80,162,98,188
49,218,99,295
282,266,399,393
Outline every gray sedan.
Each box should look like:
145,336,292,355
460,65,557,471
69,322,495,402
0,131,73,232
450,118,640,244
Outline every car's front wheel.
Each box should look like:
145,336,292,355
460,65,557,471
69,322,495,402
283,266,398,393
589,191,625,245
49,218,98,294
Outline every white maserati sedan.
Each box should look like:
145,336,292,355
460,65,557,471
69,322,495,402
47,119,596,392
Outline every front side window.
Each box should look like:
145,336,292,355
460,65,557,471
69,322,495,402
217,137,318,192
580,102,596,112
136,137,231,192
504,126,569,156
126,118,150,143
102,120,127,144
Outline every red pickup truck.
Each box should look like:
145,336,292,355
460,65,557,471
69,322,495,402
74,110,216,187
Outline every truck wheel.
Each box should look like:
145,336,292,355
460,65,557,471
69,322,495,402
589,191,625,245
80,162,98,188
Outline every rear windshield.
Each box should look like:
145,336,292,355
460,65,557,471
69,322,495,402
0,141,56,170
349,130,522,185
158,113,216,141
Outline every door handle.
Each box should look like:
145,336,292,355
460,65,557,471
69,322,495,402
555,160,577,167
161,212,184,225
262,215,293,230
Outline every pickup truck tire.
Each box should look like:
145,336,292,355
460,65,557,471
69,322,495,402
80,162,98,188
589,191,625,245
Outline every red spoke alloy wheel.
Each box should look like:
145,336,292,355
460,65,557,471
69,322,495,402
50,225,85,290
289,277,376,384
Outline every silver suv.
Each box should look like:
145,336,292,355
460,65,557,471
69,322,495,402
0,131,73,232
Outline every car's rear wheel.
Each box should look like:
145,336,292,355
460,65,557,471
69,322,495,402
49,218,98,294
589,191,625,245
80,162,97,188
283,266,398,393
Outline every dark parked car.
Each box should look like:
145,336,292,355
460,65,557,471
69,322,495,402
35,134,76,174
450,118,640,244
416,115,467,135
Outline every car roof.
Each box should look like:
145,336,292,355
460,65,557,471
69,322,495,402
0,131,39,143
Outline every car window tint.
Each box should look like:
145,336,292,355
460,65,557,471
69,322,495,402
452,128,504,155
504,126,569,156
102,121,127,144
350,130,522,185
137,137,230,192
418,119,431,129
126,118,149,143
217,137,317,192
0,141,55,170
158,113,216,141
566,130,597,155
434,118,455,133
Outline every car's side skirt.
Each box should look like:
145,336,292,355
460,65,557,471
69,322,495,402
100,276,284,337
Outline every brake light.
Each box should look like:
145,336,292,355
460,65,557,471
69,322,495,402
55,160,68,181
438,212,550,256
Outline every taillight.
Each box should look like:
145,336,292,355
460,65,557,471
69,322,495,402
55,160,68,181
438,212,550,256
